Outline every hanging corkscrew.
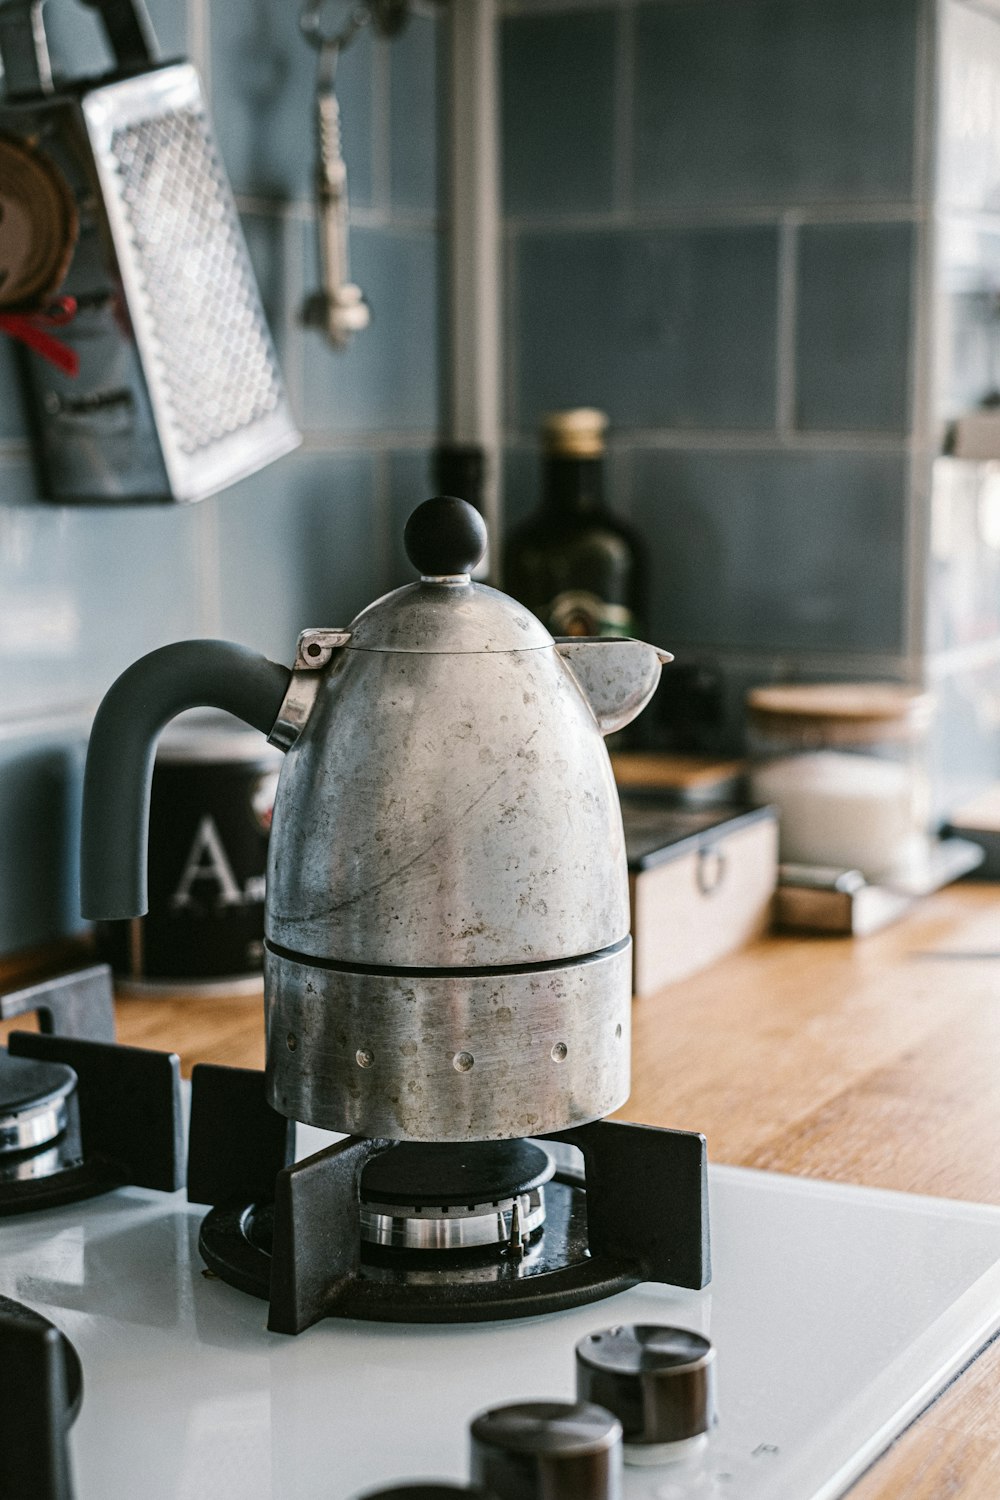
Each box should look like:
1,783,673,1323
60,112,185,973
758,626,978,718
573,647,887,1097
299,0,410,350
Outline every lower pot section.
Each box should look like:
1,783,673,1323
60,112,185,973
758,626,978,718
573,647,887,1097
263,939,632,1141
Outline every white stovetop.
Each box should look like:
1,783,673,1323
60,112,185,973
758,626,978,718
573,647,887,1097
2,1132,1000,1500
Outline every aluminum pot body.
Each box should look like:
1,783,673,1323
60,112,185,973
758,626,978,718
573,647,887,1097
265,644,631,969
264,940,632,1141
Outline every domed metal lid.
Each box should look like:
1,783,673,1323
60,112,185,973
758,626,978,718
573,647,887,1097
346,497,553,655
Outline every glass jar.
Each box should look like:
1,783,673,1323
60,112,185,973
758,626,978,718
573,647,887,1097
746,683,933,879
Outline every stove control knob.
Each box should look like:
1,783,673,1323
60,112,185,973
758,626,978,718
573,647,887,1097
469,1400,622,1500
575,1325,716,1465
356,1486,492,1498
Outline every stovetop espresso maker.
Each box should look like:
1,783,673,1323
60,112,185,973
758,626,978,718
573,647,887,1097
82,498,671,1144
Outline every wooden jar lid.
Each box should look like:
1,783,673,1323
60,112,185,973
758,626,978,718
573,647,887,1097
746,683,933,743
0,135,78,310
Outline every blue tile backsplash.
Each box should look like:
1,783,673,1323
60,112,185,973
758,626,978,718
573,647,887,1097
502,10,618,217
632,0,918,209
2,0,999,955
794,223,916,433
301,226,442,434
629,448,908,654
514,226,780,430
501,0,927,758
0,0,444,952
210,1,376,207
500,0,997,803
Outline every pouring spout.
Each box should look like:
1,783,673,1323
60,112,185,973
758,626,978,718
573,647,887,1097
555,638,673,737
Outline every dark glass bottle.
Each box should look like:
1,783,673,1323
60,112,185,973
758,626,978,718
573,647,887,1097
503,409,644,639
432,442,486,511
432,442,489,578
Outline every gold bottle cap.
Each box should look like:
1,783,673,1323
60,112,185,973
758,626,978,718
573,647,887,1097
541,408,608,458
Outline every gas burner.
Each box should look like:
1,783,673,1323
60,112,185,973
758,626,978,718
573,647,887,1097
359,1140,554,1253
0,965,184,1215
187,1064,710,1335
0,1053,82,1190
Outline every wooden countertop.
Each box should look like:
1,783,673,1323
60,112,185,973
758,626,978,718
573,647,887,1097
4,884,1000,1495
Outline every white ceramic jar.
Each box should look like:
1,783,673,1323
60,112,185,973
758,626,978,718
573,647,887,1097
746,684,933,879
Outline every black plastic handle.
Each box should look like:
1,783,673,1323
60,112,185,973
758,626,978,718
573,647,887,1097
0,0,55,98
79,0,157,69
80,640,291,920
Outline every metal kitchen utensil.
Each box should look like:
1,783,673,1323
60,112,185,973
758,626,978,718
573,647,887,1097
0,0,300,502
298,0,415,348
80,497,672,1144
300,0,370,348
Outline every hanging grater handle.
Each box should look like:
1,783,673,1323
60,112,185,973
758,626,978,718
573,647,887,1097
0,0,54,98
79,0,157,70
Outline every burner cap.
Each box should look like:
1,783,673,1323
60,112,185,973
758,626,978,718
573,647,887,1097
0,1054,76,1157
361,1140,554,1209
360,1140,555,1255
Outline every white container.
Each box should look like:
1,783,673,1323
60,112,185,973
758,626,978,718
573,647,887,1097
746,684,932,880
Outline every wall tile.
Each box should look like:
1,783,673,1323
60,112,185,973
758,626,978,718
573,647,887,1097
502,9,617,216
210,1,374,206
0,729,87,954
927,458,1000,653
43,0,187,78
387,449,435,587
939,0,1000,214
0,2,443,958
0,345,25,442
240,209,294,372
513,226,778,430
390,14,445,216
633,0,918,208
629,447,908,653
301,226,442,432
795,223,915,433
212,450,379,659
0,456,205,719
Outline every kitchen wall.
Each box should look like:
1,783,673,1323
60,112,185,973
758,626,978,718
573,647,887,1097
5,0,1000,957
500,0,930,752
499,0,1000,819
0,0,445,952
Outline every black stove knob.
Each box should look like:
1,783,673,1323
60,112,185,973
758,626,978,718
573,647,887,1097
469,1400,622,1500
575,1325,716,1464
356,1486,492,1498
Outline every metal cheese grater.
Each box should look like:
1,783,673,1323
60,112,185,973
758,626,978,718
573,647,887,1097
0,0,300,503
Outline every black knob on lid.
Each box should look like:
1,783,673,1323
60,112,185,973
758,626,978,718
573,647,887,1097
470,1400,622,1500
404,496,488,578
575,1325,716,1462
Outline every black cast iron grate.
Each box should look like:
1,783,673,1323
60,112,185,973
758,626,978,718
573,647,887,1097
188,1064,711,1335
0,966,184,1215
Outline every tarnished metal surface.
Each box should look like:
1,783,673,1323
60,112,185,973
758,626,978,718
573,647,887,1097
266,639,632,967
268,627,352,751
556,639,674,736
263,941,632,1140
347,579,553,653
0,965,117,1042
359,1188,546,1251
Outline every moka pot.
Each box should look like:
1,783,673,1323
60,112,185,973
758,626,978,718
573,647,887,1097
80,498,671,1141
